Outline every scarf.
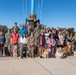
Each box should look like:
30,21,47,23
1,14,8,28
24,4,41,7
40,36,42,46
50,38,52,43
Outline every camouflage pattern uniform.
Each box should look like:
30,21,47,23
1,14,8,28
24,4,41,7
66,34,73,54
67,35,73,42
12,26,19,32
72,36,76,52
28,36,35,57
33,27,41,47
5,33,11,55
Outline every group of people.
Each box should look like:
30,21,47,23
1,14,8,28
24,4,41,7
0,22,76,59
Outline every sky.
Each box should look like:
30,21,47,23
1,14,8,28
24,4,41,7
0,0,76,31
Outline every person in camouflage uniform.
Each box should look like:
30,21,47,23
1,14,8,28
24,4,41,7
63,28,69,36
72,33,76,53
72,33,76,41
28,32,36,58
66,33,73,55
33,24,41,47
5,29,11,56
41,26,45,33
12,22,19,32
67,33,73,42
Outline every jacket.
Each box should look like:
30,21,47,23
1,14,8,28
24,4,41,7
11,32,19,44
19,28,27,37
38,35,46,46
0,35,5,43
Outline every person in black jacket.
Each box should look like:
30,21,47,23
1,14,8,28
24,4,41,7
38,31,46,58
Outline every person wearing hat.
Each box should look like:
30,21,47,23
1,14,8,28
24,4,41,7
41,26,45,33
12,22,19,32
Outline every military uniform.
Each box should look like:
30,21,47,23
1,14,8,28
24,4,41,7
67,36,73,42
72,37,76,52
34,27,41,46
12,26,19,32
28,36,35,57
5,33,11,55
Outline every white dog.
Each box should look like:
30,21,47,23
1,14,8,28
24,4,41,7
55,47,63,59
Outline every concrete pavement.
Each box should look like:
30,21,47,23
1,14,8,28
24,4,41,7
0,56,76,75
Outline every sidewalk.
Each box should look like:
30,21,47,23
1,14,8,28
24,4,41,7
0,56,76,75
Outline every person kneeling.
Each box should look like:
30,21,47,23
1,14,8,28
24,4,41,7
20,34,28,58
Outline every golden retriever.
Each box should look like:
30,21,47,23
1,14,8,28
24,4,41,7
42,48,50,58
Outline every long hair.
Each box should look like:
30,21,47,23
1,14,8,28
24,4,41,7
22,34,26,39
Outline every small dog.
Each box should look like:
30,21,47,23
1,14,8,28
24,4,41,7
13,45,17,58
42,48,50,58
55,47,63,59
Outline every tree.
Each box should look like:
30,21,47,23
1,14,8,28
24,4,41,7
0,26,8,35
67,28,75,35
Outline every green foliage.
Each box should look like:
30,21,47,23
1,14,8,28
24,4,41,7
0,26,8,35
67,28,75,35
0,24,75,36
59,27,75,35
59,28,65,31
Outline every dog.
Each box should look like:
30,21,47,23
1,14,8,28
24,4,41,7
42,48,50,58
63,45,71,56
55,47,63,59
13,45,17,58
